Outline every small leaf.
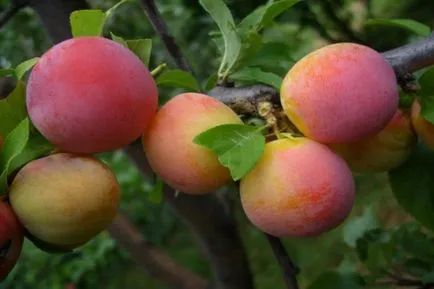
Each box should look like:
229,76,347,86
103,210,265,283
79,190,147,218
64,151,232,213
110,32,128,47
365,19,431,37
199,0,242,78
343,205,380,248
389,142,434,232
105,0,129,18
0,118,30,194
205,73,218,91
126,39,152,67
148,176,163,204
156,69,200,92
15,57,39,80
230,67,282,89
193,124,266,180
418,67,434,124
0,80,28,136
70,9,106,37
307,271,364,289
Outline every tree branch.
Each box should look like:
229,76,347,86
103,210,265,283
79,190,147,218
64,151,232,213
138,0,193,74
107,212,209,289
0,1,28,29
265,234,299,289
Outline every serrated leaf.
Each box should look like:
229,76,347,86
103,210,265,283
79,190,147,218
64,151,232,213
0,118,30,194
0,80,28,136
343,205,380,248
193,124,266,180
126,39,152,67
389,142,434,232
15,57,39,80
70,9,106,37
239,0,301,33
110,32,128,47
148,176,163,204
365,19,431,37
307,271,364,289
230,67,282,89
156,69,200,92
199,0,242,78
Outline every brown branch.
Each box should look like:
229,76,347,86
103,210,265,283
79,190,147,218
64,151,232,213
265,234,299,289
107,212,209,289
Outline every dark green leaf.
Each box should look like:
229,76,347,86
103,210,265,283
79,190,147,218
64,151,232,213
70,10,106,37
126,39,152,67
0,118,30,194
0,80,28,136
422,271,434,284
239,0,301,32
404,258,432,278
365,19,431,37
204,73,218,91
394,223,434,262
199,0,242,78
418,67,434,124
156,69,200,92
355,229,390,261
110,32,128,47
343,205,380,248
230,67,282,89
0,69,15,78
193,124,266,180
105,0,129,18
15,57,39,80
389,142,434,232
307,271,364,289
148,176,163,204
232,31,262,71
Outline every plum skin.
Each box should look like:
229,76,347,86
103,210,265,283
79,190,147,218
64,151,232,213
26,36,158,154
143,92,243,195
0,201,24,281
8,153,120,248
330,109,417,173
240,137,356,238
280,42,399,144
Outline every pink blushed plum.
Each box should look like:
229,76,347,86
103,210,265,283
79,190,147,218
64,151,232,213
240,137,356,238
26,36,158,154
143,93,243,195
280,43,399,144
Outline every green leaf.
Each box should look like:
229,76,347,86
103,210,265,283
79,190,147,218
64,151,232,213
126,39,152,67
156,69,200,92
193,124,266,180
343,205,380,248
422,271,434,284
230,67,282,89
110,32,128,47
204,73,218,91
148,176,163,204
307,271,364,289
232,31,263,71
15,57,39,80
70,9,106,37
418,67,434,124
199,0,242,79
105,0,129,18
0,69,15,77
0,80,28,136
365,19,431,37
389,142,434,232
239,0,301,32
0,118,30,194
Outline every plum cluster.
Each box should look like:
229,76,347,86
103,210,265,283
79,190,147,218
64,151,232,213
143,43,432,239
0,36,158,279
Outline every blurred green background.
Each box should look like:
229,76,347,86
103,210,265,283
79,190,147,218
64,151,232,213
0,0,433,288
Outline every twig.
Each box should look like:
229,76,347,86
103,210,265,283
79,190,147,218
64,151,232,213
0,1,28,29
265,234,299,289
139,0,193,74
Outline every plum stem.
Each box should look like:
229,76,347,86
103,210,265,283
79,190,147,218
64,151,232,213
150,63,167,78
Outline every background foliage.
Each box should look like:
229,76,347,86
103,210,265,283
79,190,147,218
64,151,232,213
1,0,434,288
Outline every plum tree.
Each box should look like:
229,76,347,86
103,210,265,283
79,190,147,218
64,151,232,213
0,201,24,281
8,153,120,249
280,43,399,144
329,109,417,173
143,92,243,195
26,36,158,154
411,100,434,150
240,137,356,238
